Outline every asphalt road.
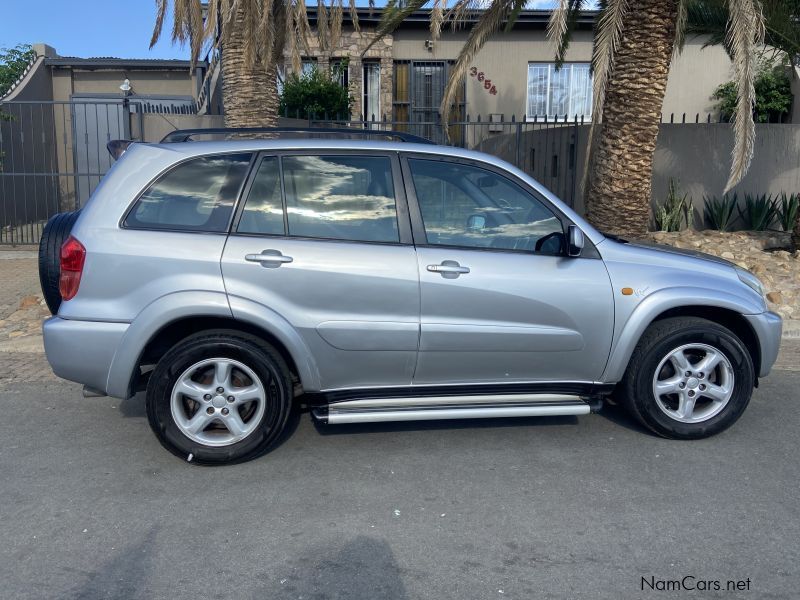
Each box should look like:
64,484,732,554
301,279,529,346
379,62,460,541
1,372,798,600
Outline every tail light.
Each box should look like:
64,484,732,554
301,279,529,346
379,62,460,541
59,236,86,301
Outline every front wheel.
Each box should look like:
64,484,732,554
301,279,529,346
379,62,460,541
618,317,755,439
146,331,293,465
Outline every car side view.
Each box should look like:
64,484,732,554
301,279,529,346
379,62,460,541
40,128,782,465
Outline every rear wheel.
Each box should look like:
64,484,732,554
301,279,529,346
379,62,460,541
146,331,293,465
619,317,754,439
38,210,81,314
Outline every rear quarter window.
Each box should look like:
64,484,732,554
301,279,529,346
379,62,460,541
124,153,252,232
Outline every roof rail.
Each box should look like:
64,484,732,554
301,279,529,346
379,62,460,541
159,127,435,144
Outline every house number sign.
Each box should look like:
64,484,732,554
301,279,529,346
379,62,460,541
469,67,498,95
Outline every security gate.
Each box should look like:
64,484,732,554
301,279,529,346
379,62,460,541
0,98,195,244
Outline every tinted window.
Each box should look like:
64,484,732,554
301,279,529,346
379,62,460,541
237,157,284,235
409,158,564,254
282,155,399,243
125,153,251,231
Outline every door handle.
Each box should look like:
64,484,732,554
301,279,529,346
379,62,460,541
427,261,470,278
245,250,293,266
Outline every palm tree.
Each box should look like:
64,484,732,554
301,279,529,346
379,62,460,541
372,0,765,237
150,0,360,128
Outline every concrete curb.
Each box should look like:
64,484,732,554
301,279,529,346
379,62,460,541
0,251,38,259
783,320,800,339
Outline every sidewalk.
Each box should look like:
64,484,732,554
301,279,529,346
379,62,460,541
0,250,795,386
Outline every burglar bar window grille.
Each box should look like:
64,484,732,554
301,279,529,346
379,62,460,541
526,63,592,119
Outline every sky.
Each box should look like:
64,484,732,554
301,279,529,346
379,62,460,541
1,0,566,61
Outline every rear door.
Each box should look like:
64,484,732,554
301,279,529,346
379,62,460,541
221,151,420,392
403,155,614,386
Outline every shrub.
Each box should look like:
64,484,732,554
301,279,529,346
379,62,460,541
279,66,352,120
704,194,738,231
653,179,693,232
738,193,778,230
712,63,793,123
777,192,800,232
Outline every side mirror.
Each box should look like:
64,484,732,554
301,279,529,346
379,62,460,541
567,225,585,257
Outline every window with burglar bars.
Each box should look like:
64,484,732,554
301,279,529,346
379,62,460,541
332,58,349,89
526,63,592,119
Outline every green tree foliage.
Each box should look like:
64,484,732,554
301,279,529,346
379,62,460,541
0,44,35,169
279,66,352,120
712,63,793,122
0,44,36,98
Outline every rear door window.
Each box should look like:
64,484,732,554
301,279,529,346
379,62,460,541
281,155,400,243
125,153,252,232
237,156,284,235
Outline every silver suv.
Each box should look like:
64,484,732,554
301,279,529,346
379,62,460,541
42,129,782,464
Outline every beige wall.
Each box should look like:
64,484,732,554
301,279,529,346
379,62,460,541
393,31,733,121
47,68,195,101
661,40,733,120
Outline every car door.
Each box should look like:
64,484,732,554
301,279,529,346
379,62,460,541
221,151,420,391
403,155,614,385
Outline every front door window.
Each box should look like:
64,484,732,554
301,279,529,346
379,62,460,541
408,158,564,254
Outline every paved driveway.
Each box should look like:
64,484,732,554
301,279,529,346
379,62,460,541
1,371,798,599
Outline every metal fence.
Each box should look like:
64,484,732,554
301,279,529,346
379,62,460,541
311,114,588,210
0,99,195,245
0,102,793,245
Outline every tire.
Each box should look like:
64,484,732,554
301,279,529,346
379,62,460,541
38,210,81,315
146,330,293,465
618,317,754,439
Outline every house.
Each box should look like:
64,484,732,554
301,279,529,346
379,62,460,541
1,45,210,215
207,7,739,126
2,43,203,108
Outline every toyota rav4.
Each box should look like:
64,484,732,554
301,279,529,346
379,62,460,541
41,128,782,464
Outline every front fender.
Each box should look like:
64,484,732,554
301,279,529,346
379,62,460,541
601,286,764,383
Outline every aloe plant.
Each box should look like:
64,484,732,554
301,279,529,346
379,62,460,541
653,179,693,232
704,193,738,231
739,193,778,231
777,192,800,232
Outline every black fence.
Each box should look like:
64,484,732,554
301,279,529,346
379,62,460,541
0,99,195,245
0,103,793,245
311,114,588,210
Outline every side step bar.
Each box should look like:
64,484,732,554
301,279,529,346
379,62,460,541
313,393,599,425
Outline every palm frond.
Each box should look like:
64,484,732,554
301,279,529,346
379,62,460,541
724,0,765,192
431,0,446,42
349,0,360,32
150,0,169,48
591,0,629,124
330,0,344,52
362,0,429,56
547,0,589,67
317,0,330,52
685,0,731,53
548,0,571,62
674,0,688,56
202,0,220,39
440,0,524,132
295,0,313,57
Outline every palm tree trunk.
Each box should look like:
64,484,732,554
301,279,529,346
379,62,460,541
793,212,800,252
220,5,279,128
586,0,678,238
